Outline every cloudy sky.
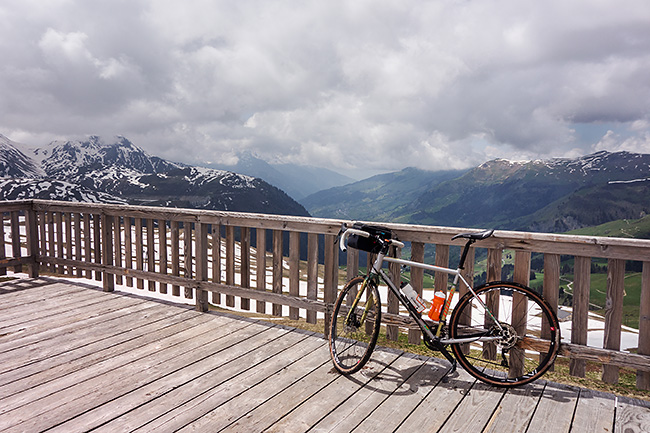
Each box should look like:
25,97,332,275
1,0,649,178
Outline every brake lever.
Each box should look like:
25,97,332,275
334,223,348,245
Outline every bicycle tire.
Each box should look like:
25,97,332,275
329,276,382,374
449,281,560,387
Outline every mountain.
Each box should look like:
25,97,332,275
206,152,355,200
303,151,650,233
0,135,45,178
1,134,310,216
300,167,468,221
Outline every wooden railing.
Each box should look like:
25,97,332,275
2,199,650,390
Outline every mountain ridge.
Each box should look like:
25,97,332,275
0,134,309,216
302,150,650,234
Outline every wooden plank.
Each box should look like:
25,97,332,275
387,244,402,341
47,319,276,433
171,220,180,296
570,255,591,377
210,223,221,304
510,250,531,377
240,226,251,311
226,225,235,307
395,367,476,432
483,382,545,433
428,381,506,432
101,213,114,292
194,223,209,312
146,218,155,292
65,212,73,276
306,232,318,324
248,348,403,433
615,397,650,433
409,241,425,344
0,212,6,275
435,243,450,294
311,354,429,432
526,382,579,433
158,220,167,294
113,215,122,285
272,229,283,316
288,231,300,320
90,325,300,433
351,356,448,432
0,315,235,432
135,218,144,289
74,212,82,277
179,335,327,432
183,221,193,299
93,213,102,281
123,217,133,286
603,258,625,384
638,261,650,389
571,388,616,433
0,306,192,392
323,234,336,334
125,330,316,433
484,247,502,360
255,227,266,313
10,211,22,273
542,253,560,369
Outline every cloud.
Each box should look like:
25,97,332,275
1,0,649,175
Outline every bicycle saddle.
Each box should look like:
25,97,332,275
451,229,494,241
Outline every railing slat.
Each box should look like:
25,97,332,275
0,212,6,276
289,231,300,320
570,256,591,377
158,219,167,294
183,222,193,299
256,228,266,314
602,258,625,384
170,220,180,296
225,225,235,307
272,230,283,316
409,241,425,344
240,227,251,311
637,262,650,390
306,233,318,324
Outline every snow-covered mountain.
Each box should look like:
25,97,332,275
0,134,310,216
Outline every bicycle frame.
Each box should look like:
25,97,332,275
369,251,503,345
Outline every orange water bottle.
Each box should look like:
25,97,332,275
428,292,445,321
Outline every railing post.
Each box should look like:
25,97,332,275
570,256,591,377
10,211,22,273
195,222,209,312
101,213,114,292
387,244,401,341
272,229,283,316
484,247,502,360
323,234,337,336
256,228,266,314
637,261,650,390
240,227,251,311
510,250,531,378
602,258,625,384
25,207,39,278
409,241,425,344
288,231,300,320
306,233,318,324
226,225,236,307
0,212,6,276
542,253,561,370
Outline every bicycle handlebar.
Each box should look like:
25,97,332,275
339,227,405,251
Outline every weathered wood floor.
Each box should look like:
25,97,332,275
1,277,649,432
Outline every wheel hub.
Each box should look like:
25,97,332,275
496,323,518,350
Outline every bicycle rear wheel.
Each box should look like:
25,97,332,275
449,281,560,387
329,276,382,374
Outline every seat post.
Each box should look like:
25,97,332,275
458,239,475,270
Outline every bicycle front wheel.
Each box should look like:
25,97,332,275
449,281,560,387
329,276,382,374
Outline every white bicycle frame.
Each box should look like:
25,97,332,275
341,228,504,344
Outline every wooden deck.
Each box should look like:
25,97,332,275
1,278,649,433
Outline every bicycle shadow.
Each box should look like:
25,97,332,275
338,348,578,404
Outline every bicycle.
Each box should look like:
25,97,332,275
329,223,560,388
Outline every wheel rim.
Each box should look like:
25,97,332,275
450,283,559,387
330,279,381,373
